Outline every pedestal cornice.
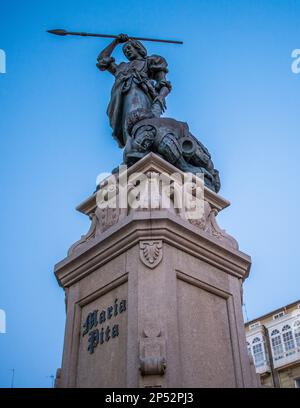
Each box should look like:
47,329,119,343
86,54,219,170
55,209,251,288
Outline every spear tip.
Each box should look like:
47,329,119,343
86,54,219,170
47,29,68,36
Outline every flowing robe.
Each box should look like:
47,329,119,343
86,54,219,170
98,55,171,147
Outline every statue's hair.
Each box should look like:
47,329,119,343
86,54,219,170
123,40,147,58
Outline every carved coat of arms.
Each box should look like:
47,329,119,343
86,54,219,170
139,240,163,269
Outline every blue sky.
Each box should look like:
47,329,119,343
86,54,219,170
0,0,299,387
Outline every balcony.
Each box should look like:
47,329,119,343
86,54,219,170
255,360,271,374
273,347,300,369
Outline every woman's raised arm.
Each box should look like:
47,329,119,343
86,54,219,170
96,34,129,75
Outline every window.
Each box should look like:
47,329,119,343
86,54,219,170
295,378,300,388
282,325,295,355
271,329,284,360
273,311,285,320
252,337,265,367
294,321,300,349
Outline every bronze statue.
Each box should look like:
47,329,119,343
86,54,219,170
97,34,171,147
97,34,220,193
47,29,220,193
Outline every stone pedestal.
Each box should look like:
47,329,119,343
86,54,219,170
54,153,259,388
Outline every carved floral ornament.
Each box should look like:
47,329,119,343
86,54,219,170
139,240,163,269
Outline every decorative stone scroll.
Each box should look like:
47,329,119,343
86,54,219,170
139,324,166,377
67,213,99,256
187,201,239,250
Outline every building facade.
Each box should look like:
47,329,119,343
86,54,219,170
245,300,300,388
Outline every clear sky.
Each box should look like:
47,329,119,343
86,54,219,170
0,0,299,387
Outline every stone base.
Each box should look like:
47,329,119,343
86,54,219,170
54,153,260,388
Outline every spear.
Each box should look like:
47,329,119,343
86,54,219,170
47,29,183,45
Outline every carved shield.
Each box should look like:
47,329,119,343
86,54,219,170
139,240,163,269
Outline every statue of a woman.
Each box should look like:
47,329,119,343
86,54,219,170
97,33,172,148
97,34,220,193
